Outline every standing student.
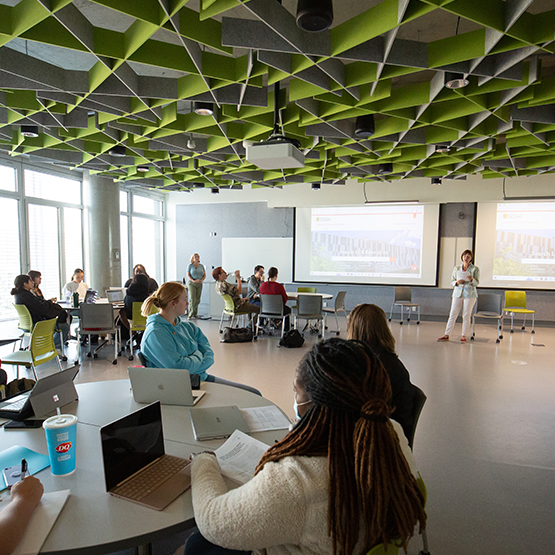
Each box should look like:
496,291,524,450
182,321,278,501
187,253,206,319
438,249,480,343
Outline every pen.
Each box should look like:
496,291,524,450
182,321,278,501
20,458,28,481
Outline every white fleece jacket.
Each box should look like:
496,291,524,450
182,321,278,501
190,421,416,555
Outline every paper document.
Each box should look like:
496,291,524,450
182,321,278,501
215,430,270,485
240,406,291,432
456,270,470,282
12,489,70,555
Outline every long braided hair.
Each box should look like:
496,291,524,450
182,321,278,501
255,338,426,554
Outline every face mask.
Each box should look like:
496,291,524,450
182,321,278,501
294,399,312,420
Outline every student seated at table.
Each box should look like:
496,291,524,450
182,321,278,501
259,266,291,332
246,265,264,306
347,303,416,442
28,270,57,302
62,268,89,301
119,273,150,344
140,282,260,395
185,338,426,555
124,264,158,295
11,275,69,348
0,476,44,555
212,267,260,324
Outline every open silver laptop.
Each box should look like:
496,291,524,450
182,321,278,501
105,288,125,308
189,405,250,441
100,401,191,510
128,367,206,406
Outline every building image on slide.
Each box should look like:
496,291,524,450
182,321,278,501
311,230,421,277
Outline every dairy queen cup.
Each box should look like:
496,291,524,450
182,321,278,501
43,414,78,476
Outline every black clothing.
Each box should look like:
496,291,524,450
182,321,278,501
125,276,158,295
13,290,67,326
373,345,416,441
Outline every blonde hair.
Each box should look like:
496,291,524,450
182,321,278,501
347,303,396,354
190,253,200,263
141,282,185,316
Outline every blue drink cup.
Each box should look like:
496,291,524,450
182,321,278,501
43,414,78,476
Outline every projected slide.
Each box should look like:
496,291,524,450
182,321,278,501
310,206,423,278
476,202,555,290
494,203,555,282
295,204,439,286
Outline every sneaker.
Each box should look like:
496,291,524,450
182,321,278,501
437,335,449,342
460,337,467,343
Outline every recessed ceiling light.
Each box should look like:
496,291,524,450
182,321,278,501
445,72,469,89
137,165,149,172
21,125,39,138
109,145,126,157
355,114,375,138
431,176,442,185
296,0,333,32
211,187,219,194
436,145,450,153
311,182,321,190
378,163,392,174
193,102,214,116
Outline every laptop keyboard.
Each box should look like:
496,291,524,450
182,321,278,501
0,396,28,412
113,455,190,501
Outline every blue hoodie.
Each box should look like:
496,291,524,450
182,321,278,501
141,314,214,380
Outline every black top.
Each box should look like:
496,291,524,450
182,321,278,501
124,276,158,295
123,290,150,319
13,290,65,326
373,345,416,441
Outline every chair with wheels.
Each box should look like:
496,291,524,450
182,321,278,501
504,290,535,334
471,294,504,343
294,294,325,338
389,287,420,325
126,302,158,361
218,294,254,333
2,318,63,380
77,303,120,364
256,294,289,338
323,291,347,335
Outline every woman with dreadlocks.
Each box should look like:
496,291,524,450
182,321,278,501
185,338,426,555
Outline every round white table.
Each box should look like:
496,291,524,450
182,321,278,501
0,381,289,555
286,292,333,300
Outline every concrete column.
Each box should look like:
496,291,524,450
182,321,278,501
83,172,121,293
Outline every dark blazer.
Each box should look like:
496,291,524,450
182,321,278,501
13,290,65,326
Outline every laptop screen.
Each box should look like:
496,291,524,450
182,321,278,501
106,289,125,303
84,289,98,304
101,401,165,491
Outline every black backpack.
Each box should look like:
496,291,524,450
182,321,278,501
279,329,305,348
221,327,254,343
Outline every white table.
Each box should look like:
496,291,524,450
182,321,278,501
0,381,289,554
286,292,333,300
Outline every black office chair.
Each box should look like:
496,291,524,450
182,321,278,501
137,351,148,367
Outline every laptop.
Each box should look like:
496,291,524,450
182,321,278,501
100,401,191,510
105,288,125,308
84,289,98,304
128,367,206,406
0,365,80,421
189,405,250,441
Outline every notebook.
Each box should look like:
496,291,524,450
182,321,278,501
105,288,125,308
189,405,250,441
0,365,80,421
128,367,206,406
100,401,191,511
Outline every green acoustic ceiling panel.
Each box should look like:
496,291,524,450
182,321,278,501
0,0,554,191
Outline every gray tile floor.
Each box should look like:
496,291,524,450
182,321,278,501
2,316,554,555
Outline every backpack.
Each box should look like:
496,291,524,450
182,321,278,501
221,327,254,343
279,329,305,348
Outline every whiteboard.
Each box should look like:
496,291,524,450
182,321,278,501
222,238,293,283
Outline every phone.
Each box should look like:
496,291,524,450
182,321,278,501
2,465,23,487
4,419,44,430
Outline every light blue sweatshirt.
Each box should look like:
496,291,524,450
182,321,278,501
141,314,214,380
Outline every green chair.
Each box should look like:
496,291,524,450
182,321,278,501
218,294,253,333
365,542,400,555
127,302,158,361
2,318,62,380
13,303,33,350
504,291,535,334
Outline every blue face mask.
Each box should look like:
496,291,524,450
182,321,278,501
294,399,312,420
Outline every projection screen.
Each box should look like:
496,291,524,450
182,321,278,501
294,204,440,286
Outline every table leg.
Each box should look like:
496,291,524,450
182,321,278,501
136,543,152,555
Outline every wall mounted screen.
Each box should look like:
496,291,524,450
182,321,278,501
294,204,440,286
475,202,555,290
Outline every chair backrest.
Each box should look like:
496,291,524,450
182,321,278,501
365,542,400,555
80,303,116,331
504,290,527,310
297,294,323,317
334,291,347,310
30,318,58,367
260,294,284,317
477,293,503,316
406,385,427,449
297,286,317,293
394,287,412,303
137,351,148,366
14,303,33,332
130,301,149,331
221,294,236,313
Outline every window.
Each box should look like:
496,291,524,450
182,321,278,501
24,169,81,204
132,217,164,284
0,165,16,192
0,198,21,318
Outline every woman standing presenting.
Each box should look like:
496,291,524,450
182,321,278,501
438,249,480,343
187,253,206,319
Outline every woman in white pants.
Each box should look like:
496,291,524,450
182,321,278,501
438,249,480,343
